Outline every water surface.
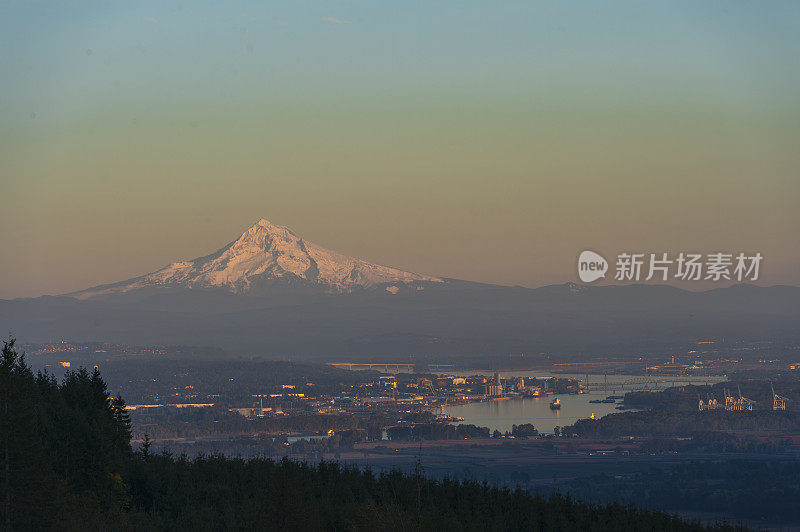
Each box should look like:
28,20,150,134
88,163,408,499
445,374,725,434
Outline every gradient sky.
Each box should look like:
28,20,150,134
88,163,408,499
2,1,799,298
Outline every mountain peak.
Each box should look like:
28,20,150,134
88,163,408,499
72,219,443,298
234,218,301,251
252,218,293,234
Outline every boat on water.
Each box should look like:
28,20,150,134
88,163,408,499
549,397,561,410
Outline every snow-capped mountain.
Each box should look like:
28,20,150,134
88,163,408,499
72,219,443,299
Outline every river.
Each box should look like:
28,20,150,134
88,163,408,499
444,373,726,435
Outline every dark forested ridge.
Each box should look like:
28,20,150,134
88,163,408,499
0,339,132,529
1,339,746,531
565,460,800,524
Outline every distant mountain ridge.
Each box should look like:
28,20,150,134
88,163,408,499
71,219,442,299
2,280,796,360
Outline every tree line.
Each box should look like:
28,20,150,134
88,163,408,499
563,460,800,523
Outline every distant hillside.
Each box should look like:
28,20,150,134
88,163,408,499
2,282,798,361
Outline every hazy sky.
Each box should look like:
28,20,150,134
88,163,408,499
2,1,799,298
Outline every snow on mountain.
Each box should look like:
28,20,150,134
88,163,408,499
72,219,443,298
